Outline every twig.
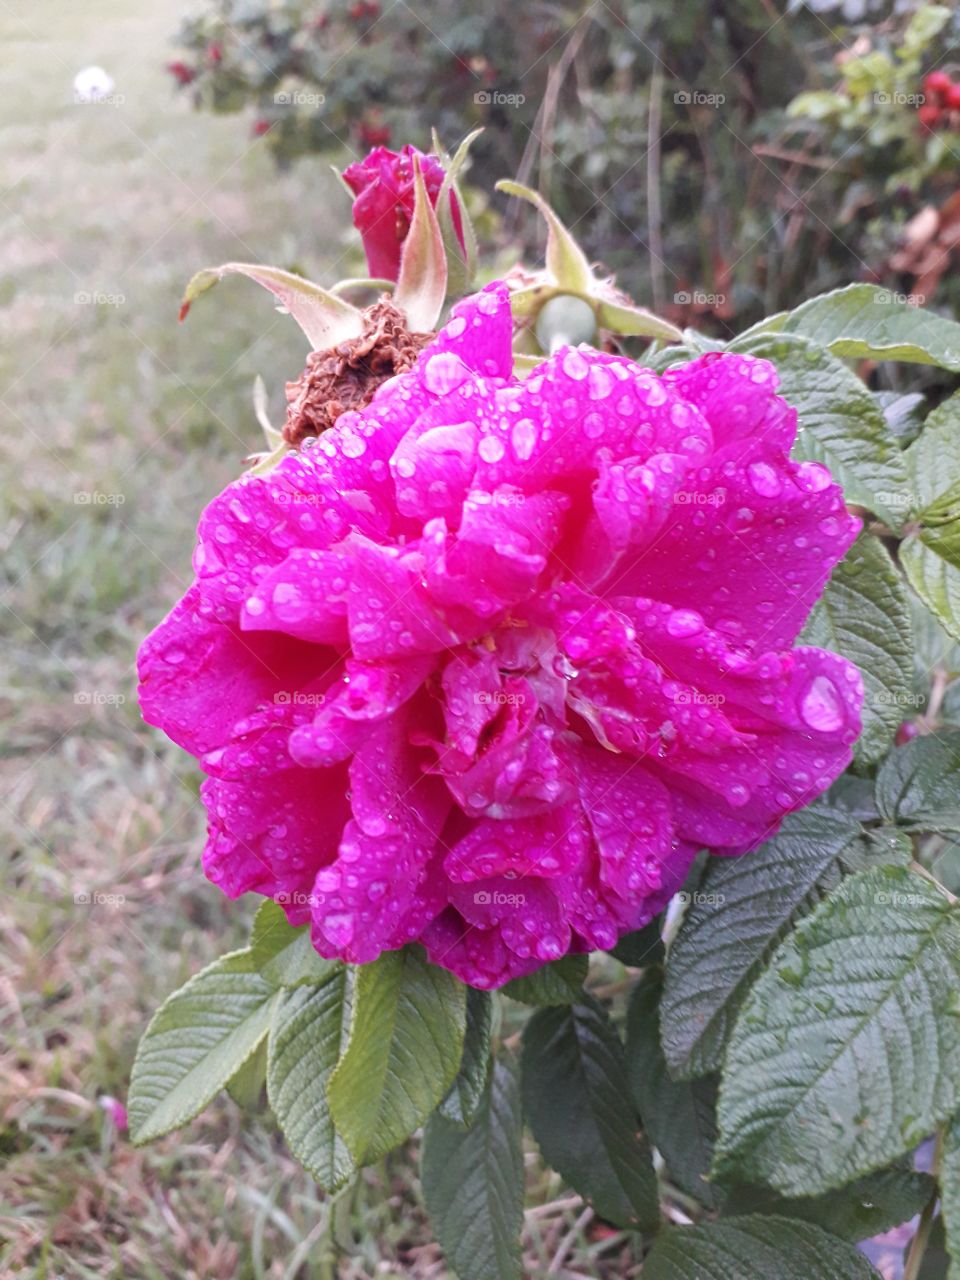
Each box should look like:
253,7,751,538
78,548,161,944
547,1205,594,1275
647,58,665,313
903,1130,943,1280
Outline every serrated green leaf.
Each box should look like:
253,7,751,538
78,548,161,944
875,732,960,834
903,536,960,644
438,987,493,1127
250,899,340,988
327,947,466,1164
661,807,862,1079
780,284,960,371
502,954,588,1006
715,866,960,1196
225,1038,267,1110
496,180,594,294
266,969,355,1191
906,393,960,512
732,332,909,526
423,1056,524,1280
721,1166,934,1242
800,534,913,764
178,262,361,349
431,128,480,297
626,969,720,1208
521,996,659,1230
644,1215,881,1279
129,949,279,1144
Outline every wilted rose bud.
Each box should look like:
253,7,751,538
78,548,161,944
342,145,464,280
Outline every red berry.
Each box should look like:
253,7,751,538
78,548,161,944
252,118,271,137
166,60,196,86
925,70,952,96
207,40,223,65
895,720,920,746
945,83,960,110
918,103,942,130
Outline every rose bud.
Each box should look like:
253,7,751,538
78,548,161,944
342,144,465,280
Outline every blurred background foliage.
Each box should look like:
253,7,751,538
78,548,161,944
169,0,960,330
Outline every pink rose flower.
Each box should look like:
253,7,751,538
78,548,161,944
341,144,464,280
138,285,863,988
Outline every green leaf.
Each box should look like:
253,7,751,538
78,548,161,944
609,917,664,967
422,1056,524,1280
266,969,356,1191
178,262,362,349
905,394,960,573
721,1166,935,1242
250,899,340,989
778,284,960,371
327,947,466,1164
431,127,481,297
521,996,659,1230
715,866,960,1196
940,1110,960,1278
496,180,594,294
225,1038,267,1110
800,534,914,764
129,949,279,1144
875,732,960,834
903,536,960,644
732,331,909,526
394,154,447,333
644,1215,881,1279
595,296,684,343
661,807,862,1079
438,987,493,1127
502,954,588,1006
626,970,720,1208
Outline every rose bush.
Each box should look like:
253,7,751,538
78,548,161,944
128,138,960,1280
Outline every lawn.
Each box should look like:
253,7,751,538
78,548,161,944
0,4,635,1277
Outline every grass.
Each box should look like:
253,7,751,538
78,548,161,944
0,4,647,1277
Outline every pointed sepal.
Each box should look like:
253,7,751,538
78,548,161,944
393,155,447,332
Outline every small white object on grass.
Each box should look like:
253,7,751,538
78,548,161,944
73,66,115,102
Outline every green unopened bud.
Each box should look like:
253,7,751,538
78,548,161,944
535,293,598,354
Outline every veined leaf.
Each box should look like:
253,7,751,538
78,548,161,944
327,947,466,1163
423,1056,524,1280
779,283,960,370
502,954,588,1006
875,732,960,834
522,996,659,1230
902,536,960,644
394,154,447,333
644,1215,881,1279
661,807,862,1079
715,866,960,1196
129,949,279,1144
437,987,493,1127
267,969,356,1191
